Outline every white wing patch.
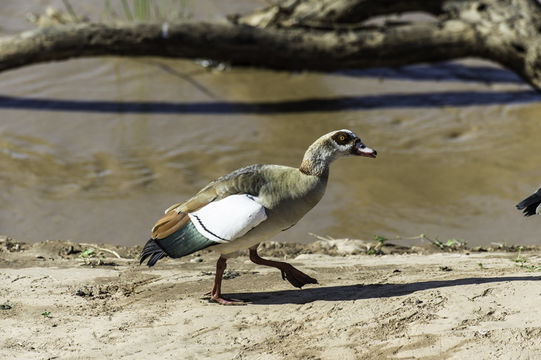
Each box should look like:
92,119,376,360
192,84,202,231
188,194,267,243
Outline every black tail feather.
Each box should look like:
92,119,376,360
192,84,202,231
140,238,167,266
516,189,541,217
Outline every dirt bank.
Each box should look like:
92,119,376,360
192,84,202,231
1,237,540,359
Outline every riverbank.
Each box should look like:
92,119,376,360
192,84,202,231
1,236,540,359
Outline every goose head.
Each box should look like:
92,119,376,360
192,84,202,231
300,129,377,177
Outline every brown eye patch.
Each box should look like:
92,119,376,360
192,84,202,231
332,131,352,145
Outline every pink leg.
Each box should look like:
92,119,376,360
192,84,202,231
249,248,317,288
208,257,244,305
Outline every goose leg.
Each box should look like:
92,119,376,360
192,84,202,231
249,248,317,288
209,256,244,305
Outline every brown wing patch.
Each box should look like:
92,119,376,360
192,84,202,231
178,186,218,213
164,201,183,214
151,210,190,239
153,184,218,239
153,165,265,239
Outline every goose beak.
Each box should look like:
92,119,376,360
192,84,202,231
352,141,377,158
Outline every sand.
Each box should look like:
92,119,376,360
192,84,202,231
1,236,540,360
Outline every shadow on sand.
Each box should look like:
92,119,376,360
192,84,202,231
228,276,541,305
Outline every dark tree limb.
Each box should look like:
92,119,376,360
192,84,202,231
1,0,541,91
234,0,446,28
0,20,478,72
236,0,541,91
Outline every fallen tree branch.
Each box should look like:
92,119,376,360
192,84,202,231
236,0,541,91
234,0,446,28
0,0,540,91
0,20,478,72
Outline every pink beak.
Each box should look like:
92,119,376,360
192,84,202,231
352,141,377,158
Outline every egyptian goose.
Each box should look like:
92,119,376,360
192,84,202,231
140,129,377,304
516,188,541,216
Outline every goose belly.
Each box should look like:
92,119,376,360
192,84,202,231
211,217,287,257
212,197,321,257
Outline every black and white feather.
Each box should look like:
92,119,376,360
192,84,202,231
516,188,541,217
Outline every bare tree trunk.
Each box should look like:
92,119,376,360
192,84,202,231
1,0,541,91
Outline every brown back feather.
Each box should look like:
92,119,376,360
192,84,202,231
178,188,218,213
152,187,218,240
152,211,190,239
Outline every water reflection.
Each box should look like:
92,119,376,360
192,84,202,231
1,24,540,247
339,62,524,84
0,90,538,114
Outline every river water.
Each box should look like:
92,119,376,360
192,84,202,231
1,1,541,247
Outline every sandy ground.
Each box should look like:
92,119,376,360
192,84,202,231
1,236,541,360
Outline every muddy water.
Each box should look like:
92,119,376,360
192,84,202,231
1,1,541,247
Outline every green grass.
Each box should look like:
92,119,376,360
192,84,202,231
374,235,388,245
363,233,471,255
513,246,527,265
79,247,96,259
63,0,193,22
79,247,105,265
62,0,79,21
512,246,541,272
431,237,467,251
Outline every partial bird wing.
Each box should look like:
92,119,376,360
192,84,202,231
188,194,267,243
516,188,541,217
152,165,267,240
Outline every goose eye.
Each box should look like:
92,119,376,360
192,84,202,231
333,131,351,145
